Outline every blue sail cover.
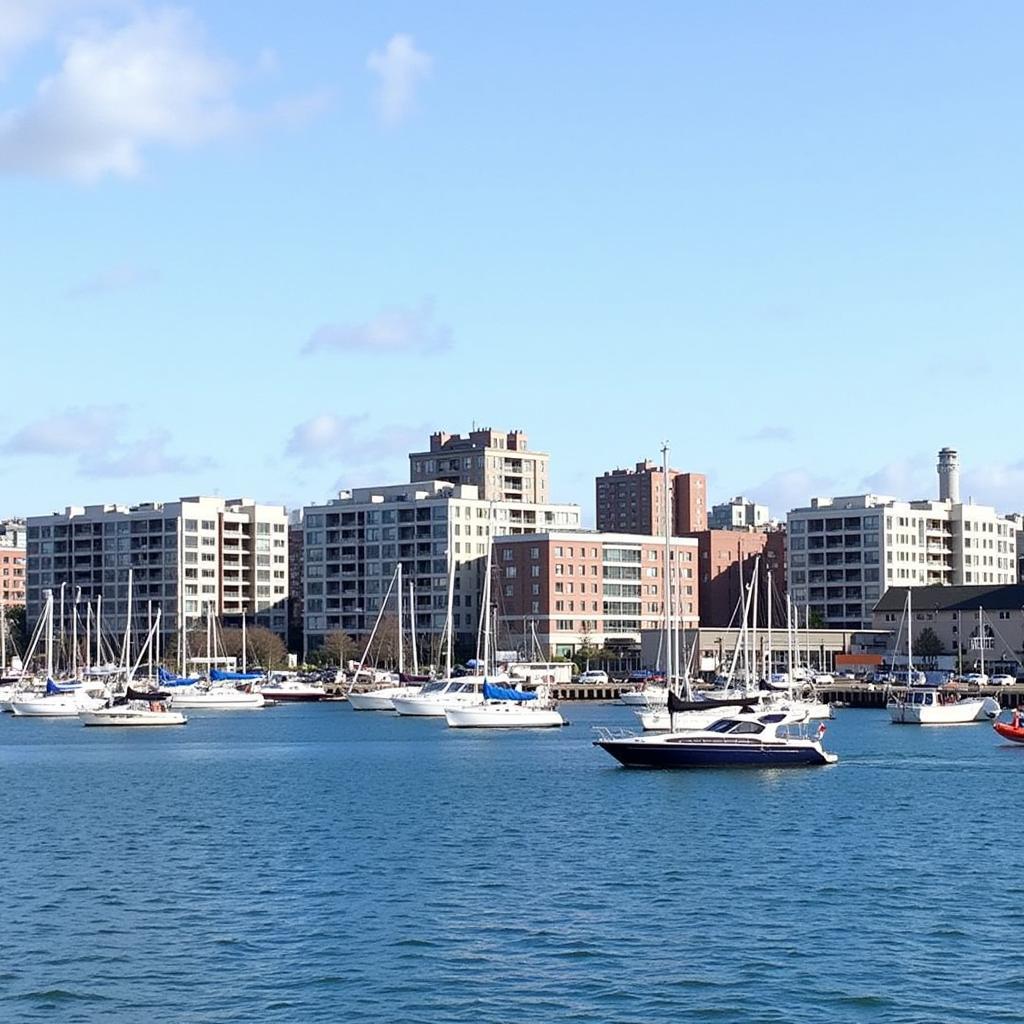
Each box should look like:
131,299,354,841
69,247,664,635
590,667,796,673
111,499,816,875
158,667,200,686
483,682,537,701
46,678,80,694
210,668,262,681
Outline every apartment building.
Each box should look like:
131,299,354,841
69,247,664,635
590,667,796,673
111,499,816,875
25,497,289,641
409,428,549,504
493,530,699,658
595,460,707,536
301,482,580,659
872,584,1024,672
0,519,26,607
787,449,1020,630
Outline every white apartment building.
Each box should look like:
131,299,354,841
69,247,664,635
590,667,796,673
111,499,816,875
301,481,580,659
709,496,770,531
25,496,289,641
787,450,1020,629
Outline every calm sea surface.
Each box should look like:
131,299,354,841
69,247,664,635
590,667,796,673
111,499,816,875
2,702,1022,1024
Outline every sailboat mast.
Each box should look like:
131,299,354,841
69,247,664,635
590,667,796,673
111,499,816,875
242,611,248,674
751,557,759,684
481,505,494,675
397,561,404,674
660,442,672,685
96,594,102,669
766,570,772,682
409,581,418,675
907,588,913,674
72,588,79,678
45,590,54,679
0,595,6,676
147,600,152,681
979,605,984,678
444,518,456,679
124,568,134,682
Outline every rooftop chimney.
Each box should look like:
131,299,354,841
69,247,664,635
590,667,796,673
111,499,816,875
937,447,960,503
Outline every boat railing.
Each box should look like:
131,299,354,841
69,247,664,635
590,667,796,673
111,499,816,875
593,725,636,741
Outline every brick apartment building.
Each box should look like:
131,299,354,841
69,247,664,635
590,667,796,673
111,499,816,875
493,530,699,658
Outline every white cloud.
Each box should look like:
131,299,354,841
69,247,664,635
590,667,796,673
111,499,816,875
2,404,124,454
79,431,211,477
303,300,452,356
366,33,432,125
285,414,425,468
741,425,794,443
0,7,237,181
857,456,935,501
2,404,209,478
741,468,837,516
961,462,1024,515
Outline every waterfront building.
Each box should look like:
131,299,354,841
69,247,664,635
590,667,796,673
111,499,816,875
288,509,305,652
493,530,698,659
25,497,289,642
685,527,786,628
787,448,1021,630
0,519,27,607
709,496,770,531
408,428,549,504
872,584,1024,674
640,625,888,677
301,482,580,660
595,460,707,536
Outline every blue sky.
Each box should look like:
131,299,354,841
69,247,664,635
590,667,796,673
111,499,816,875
1,1,1022,524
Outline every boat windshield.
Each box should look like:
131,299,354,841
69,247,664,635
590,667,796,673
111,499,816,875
705,718,765,735
420,682,445,694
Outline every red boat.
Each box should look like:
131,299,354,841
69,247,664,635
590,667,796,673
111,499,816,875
994,716,1024,743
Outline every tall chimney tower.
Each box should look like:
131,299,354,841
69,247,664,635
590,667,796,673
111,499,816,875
937,447,960,503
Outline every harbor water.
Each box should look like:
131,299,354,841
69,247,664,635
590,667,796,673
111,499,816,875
1,702,1021,1023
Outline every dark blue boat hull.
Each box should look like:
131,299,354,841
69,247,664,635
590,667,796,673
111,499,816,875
596,739,831,769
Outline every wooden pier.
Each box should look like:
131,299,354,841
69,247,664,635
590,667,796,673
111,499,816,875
819,682,1024,709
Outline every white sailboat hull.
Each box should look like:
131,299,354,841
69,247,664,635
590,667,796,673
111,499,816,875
169,687,265,709
393,691,484,717
348,686,422,711
80,707,187,727
11,694,106,717
445,703,564,728
620,686,668,706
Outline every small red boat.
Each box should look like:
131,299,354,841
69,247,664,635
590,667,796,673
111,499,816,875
994,717,1024,743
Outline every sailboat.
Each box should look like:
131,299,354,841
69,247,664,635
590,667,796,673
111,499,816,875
167,607,265,709
10,591,108,717
445,539,564,728
393,514,488,718
348,564,423,710
888,593,999,724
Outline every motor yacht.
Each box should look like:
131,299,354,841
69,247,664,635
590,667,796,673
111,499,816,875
80,687,186,727
595,710,838,769
392,678,486,717
888,688,999,725
10,678,108,717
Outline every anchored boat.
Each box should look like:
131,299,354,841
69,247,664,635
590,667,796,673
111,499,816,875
594,710,838,769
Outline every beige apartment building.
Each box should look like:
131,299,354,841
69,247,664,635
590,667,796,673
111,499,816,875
301,482,580,659
409,428,549,504
493,530,699,658
25,497,289,642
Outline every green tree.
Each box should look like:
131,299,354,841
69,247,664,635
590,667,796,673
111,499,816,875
913,627,944,658
2,604,27,653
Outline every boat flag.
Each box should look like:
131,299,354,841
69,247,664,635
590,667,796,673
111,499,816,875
816,722,827,740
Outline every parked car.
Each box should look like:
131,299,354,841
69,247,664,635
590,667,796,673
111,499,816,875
990,674,1015,686
964,673,990,686
577,669,609,685
628,668,658,683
